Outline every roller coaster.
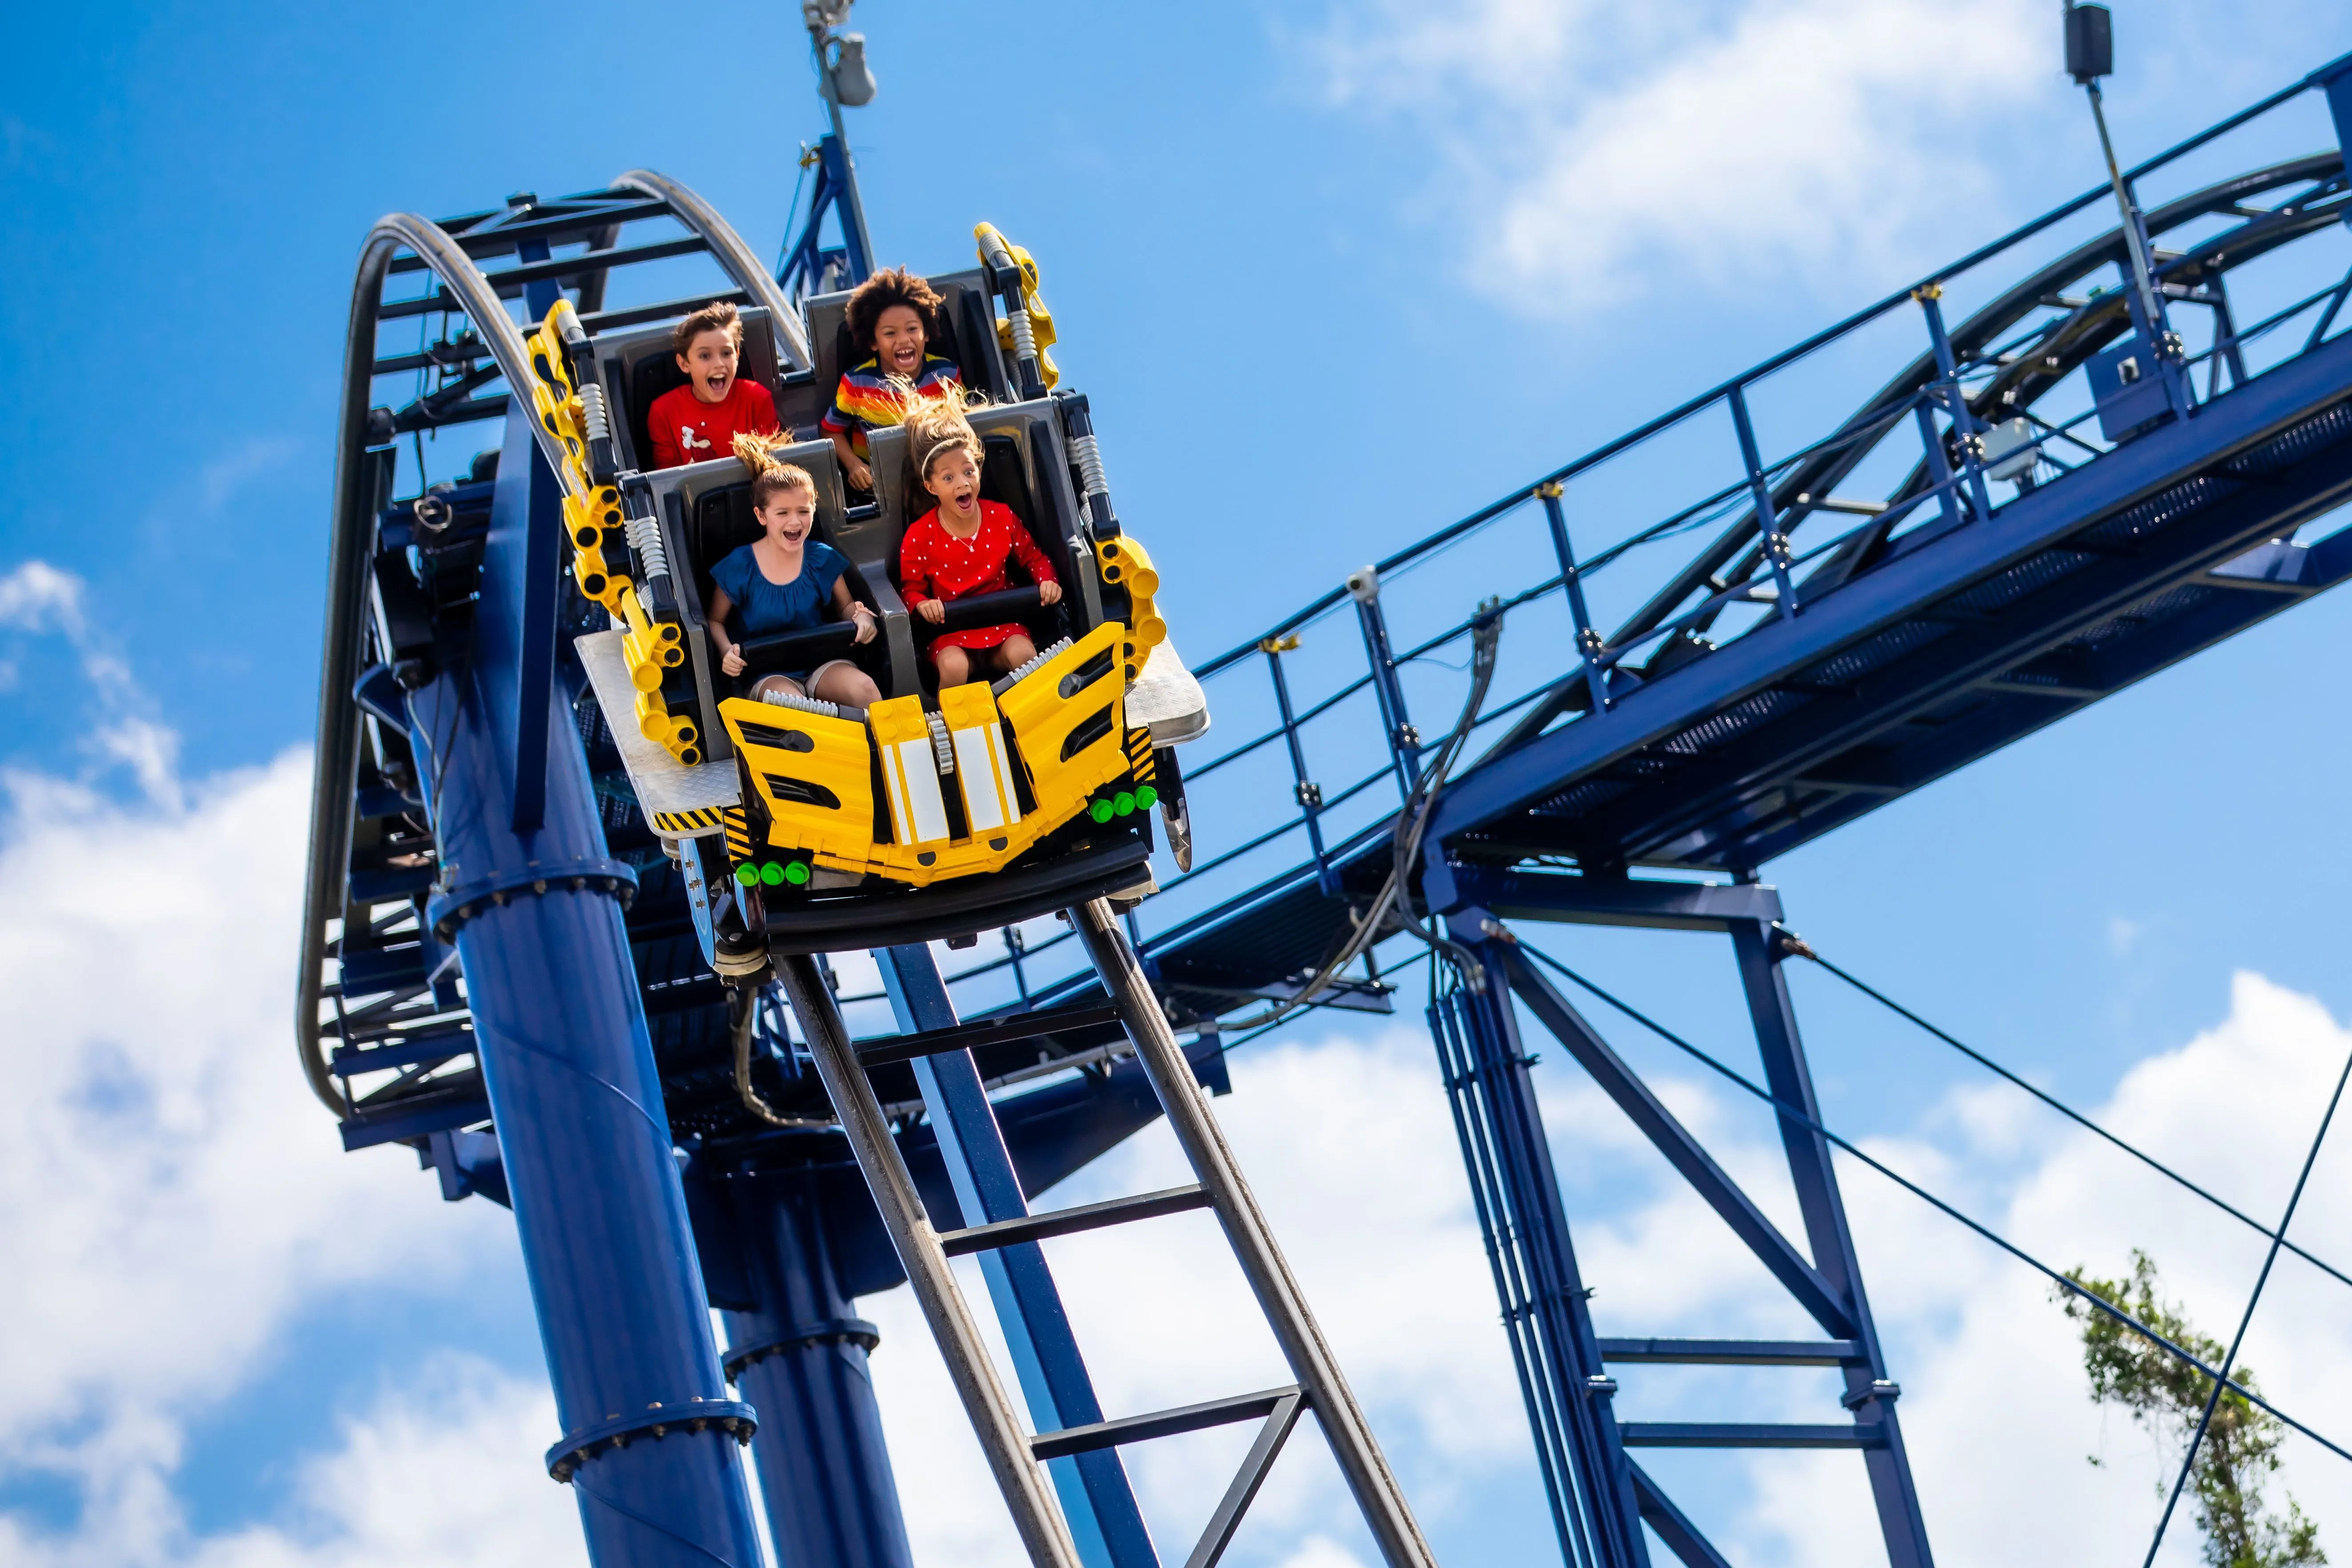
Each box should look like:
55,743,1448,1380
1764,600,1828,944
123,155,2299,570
297,9,2352,1566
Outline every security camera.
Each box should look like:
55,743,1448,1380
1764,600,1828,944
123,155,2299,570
1345,564,1380,603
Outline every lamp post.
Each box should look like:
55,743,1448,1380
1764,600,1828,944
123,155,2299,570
2065,3,2171,353
803,0,877,283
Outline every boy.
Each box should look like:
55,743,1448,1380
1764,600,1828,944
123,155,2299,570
822,266,960,492
646,301,779,469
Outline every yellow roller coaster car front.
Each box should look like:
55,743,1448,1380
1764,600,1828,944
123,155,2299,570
526,229,1196,912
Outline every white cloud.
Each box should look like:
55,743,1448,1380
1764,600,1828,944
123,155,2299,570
0,1357,580,1568
4,559,2344,1568
1308,0,2048,309
0,560,85,633
0,559,181,805
0,748,533,1564
855,968,2352,1567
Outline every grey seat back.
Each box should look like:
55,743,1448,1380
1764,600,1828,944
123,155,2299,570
591,306,782,473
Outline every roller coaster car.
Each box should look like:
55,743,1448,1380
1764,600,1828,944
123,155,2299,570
524,247,1206,955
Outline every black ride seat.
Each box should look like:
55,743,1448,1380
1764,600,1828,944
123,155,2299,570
592,308,783,473
810,271,1013,417
890,433,1069,685
685,475,892,694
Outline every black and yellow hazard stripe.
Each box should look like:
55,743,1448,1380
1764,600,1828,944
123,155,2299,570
651,805,725,836
721,804,755,868
1124,727,1156,787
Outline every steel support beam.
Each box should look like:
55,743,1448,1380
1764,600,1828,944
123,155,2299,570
1730,919,1932,1568
1495,942,1858,1339
1422,876,1934,1568
1629,1460,1733,1568
722,1171,914,1568
1425,863,1784,935
875,945,1160,1568
1429,934,1650,1568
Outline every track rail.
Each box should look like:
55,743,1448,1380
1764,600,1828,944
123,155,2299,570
297,175,784,1121
298,213,574,1115
611,169,814,370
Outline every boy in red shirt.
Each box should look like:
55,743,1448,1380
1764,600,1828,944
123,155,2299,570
645,301,779,468
897,397,1060,688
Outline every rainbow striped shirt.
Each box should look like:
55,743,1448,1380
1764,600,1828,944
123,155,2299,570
821,353,962,458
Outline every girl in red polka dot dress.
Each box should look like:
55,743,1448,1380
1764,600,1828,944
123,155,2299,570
897,396,1063,687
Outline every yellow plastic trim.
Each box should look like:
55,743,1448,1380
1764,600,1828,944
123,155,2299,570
725,697,876,866
1095,532,1168,678
974,222,1059,391
720,623,1133,889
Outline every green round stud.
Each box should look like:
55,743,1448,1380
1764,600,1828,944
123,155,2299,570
759,861,786,886
1134,785,1159,810
734,863,759,887
783,860,811,886
1089,799,1116,824
1113,790,1137,817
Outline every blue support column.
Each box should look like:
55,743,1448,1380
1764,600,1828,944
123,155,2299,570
723,1171,914,1568
778,134,872,300
1728,919,1933,1568
415,412,764,1566
875,944,1160,1568
1429,923,1649,1568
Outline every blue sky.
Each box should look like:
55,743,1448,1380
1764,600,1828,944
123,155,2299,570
7,2,2352,1566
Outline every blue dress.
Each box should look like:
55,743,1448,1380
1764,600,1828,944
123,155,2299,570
711,540,850,680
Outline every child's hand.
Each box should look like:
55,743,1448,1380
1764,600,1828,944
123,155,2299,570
850,607,876,645
847,457,873,490
1038,581,1062,606
720,646,745,677
916,599,945,624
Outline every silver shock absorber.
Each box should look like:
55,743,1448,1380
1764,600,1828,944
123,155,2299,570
578,383,612,446
1058,393,1120,540
625,514,670,586
624,512,681,625
1072,432,1108,512
1005,307,1038,369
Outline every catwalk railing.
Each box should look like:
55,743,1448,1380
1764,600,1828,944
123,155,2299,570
849,54,2352,1037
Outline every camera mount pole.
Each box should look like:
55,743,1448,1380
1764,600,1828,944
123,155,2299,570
2066,2,2169,347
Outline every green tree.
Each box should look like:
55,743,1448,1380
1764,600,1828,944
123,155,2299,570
2059,1251,2324,1568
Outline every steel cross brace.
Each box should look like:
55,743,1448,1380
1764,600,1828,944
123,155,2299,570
1425,873,1934,1568
875,944,1160,1568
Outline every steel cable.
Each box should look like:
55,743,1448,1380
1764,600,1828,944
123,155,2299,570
1799,943,2352,1296
2140,1041,2352,1566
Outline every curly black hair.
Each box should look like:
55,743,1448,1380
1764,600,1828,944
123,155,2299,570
844,266,943,355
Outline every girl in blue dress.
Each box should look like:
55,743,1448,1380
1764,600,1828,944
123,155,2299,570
706,436,883,710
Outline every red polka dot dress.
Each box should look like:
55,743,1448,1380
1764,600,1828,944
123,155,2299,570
898,500,1060,663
